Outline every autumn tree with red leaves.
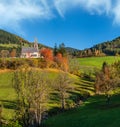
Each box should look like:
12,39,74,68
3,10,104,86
54,53,68,72
40,43,69,71
40,48,54,68
41,48,53,61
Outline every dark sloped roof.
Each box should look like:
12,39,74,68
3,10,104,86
21,47,38,53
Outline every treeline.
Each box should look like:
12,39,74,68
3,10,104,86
79,36,120,57
64,36,120,57
78,48,105,57
92,37,120,56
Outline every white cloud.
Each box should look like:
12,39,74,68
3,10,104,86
54,0,112,17
54,0,120,25
0,0,53,31
82,0,111,15
112,0,120,25
1,0,120,32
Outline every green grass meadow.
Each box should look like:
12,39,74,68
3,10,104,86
0,56,120,126
78,56,120,72
45,94,120,127
0,72,17,120
44,56,120,127
0,69,94,120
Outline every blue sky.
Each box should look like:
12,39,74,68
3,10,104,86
1,0,120,50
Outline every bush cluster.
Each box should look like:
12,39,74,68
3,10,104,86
0,58,58,70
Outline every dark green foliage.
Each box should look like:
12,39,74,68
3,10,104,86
0,29,29,45
91,37,120,56
53,43,58,56
58,43,67,57
0,29,52,57
53,42,80,57
65,47,80,57
0,29,29,56
78,36,120,57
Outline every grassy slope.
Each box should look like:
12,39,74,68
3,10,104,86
0,71,16,120
44,56,120,127
78,56,120,66
0,44,18,48
0,69,94,120
1,56,120,126
78,56,120,72
45,94,120,127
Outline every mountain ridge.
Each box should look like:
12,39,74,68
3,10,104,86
1,29,120,57
0,29,80,56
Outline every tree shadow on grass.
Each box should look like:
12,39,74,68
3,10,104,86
75,82,95,94
0,100,17,110
50,93,59,101
84,94,120,110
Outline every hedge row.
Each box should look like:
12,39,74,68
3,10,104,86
0,58,58,70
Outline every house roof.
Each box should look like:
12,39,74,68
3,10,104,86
21,47,38,53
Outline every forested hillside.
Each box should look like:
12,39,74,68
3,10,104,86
0,29,30,56
80,37,120,57
93,37,120,55
0,29,29,45
0,29,50,56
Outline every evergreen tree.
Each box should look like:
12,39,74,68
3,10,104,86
53,43,58,56
58,43,67,57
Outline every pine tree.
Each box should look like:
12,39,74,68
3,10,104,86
53,43,58,56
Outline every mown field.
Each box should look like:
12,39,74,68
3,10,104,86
78,56,120,72
0,56,120,126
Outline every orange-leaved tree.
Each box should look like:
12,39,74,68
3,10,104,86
41,48,53,61
40,48,54,68
54,53,68,72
